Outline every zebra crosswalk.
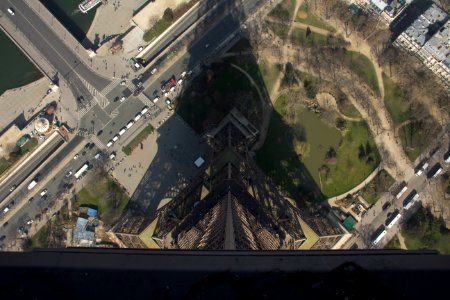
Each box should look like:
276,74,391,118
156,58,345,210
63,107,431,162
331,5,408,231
110,108,119,118
90,135,106,149
100,78,121,96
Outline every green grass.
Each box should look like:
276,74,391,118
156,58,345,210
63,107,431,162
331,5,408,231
31,223,50,249
340,102,361,119
320,121,380,197
385,234,401,249
291,28,329,47
176,63,262,134
383,74,411,125
343,51,380,95
0,137,38,176
143,18,172,42
122,124,154,155
258,59,282,93
77,173,129,224
267,21,289,40
296,3,336,32
269,0,296,21
399,121,427,162
403,206,450,254
360,169,394,205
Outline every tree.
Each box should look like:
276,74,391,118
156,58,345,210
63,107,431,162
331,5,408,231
325,146,337,159
365,141,372,155
336,118,346,130
163,8,174,22
282,62,298,87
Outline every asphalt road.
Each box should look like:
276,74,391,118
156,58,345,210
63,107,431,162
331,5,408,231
0,133,65,205
2,0,110,97
351,144,450,249
0,136,99,248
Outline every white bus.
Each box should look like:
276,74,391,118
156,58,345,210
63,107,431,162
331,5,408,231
395,183,408,199
403,190,419,210
372,226,387,245
74,163,89,179
386,212,402,229
119,127,127,136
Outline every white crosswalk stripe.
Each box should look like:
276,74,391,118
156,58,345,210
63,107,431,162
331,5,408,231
100,78,121,96
95,94,110,108
90,135,106,149
110,108,119,118
78,106,89,119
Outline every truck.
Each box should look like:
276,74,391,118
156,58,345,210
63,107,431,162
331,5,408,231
27,180,37,191
161,76,176,92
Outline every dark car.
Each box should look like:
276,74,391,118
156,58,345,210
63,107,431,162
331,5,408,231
41,195,48,201
97,130,103,136
28,197,34,203
382,202,392,211
0,235,6,242
2,222,8,227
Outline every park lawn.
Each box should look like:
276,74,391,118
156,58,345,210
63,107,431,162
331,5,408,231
385,234,401,249
122,124,154,155
383,74,410,125
77,173,129,218
176,63,262,134
399,121,426,162
360,169,394,205
320,121,380,198
267,21,289,40
31,223,50,249
291,28,328,47
143,18,172,42
269,0,296,21
256,95,305,198
296,3,336,32
0,138,38,176
339,102,361,119
402,206,450,254
258,59,281,94
343,51,380,95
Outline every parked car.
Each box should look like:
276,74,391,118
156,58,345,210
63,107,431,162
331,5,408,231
7,8,15,16
66,170,73,177
40,189,48,196
73,154,79,160
9,185,16,192
120,80,126,85
382,202,392,211
0,235,6,242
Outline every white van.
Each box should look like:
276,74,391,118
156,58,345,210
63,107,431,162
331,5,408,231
134,113,142,122
126,121,134,129
106,140,114,148
141,106,149,115
112,134,120,142
119,128,127,136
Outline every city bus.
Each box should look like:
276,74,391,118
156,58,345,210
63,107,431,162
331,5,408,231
403,190,419,210
74,163,89,180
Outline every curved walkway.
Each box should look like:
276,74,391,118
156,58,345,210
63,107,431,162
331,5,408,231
315,92,362,122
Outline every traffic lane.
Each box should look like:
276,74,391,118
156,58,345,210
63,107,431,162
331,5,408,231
98,98,146,145
79,105,111,134
0,134,65,203
7,0,110,90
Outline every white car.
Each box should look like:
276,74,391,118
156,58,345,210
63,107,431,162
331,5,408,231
9,185,16,192
153,97,160,103
110,153,116,160
94,152,102,159
7,8,15,16
40,189,48,196
165,99,171,105
138,46,144,52
151,68,157,74
73,154,79,160
120,80,126,85
205,44,210,48
164,92,169,97
177,79,183,85
180,71,186,78
120,96,126,102
169,86,176,92
66,171,72,178
26,219,34,225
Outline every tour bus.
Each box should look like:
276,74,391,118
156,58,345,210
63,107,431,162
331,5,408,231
134,113,142,122
74,163,89,180
395,182,408,199
126,120,134,129
386,210,402,229
372,225,387,246
415,159,429,176
112,134,120,142
427,163,443,179
106,140,113,148
403,190,419,210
